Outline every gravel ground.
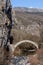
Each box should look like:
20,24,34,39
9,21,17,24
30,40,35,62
10,56,31,65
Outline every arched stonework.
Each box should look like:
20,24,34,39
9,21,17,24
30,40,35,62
13,40,38,51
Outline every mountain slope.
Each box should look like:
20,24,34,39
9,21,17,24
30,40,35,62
12,7,43,44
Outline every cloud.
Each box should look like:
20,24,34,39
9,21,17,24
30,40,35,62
29,7,33,8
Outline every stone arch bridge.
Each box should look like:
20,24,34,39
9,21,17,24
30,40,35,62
10,40,39,53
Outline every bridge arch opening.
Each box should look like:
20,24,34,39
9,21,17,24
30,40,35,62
13,40,38,56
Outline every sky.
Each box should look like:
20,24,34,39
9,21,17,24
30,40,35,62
11,0,43,8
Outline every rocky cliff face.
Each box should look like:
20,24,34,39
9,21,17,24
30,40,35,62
0,0,6,10
0,1,10,64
